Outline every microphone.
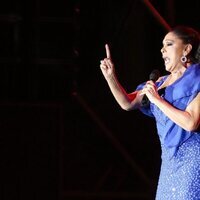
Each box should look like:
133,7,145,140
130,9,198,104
141,69,160,107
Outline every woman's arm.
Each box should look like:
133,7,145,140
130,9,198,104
105,73,142,110
100,44,143,110
142,81,200,131
154,93,200,131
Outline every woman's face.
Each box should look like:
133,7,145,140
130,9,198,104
161,31,187,73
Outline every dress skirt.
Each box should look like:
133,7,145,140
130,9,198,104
155,134,200,200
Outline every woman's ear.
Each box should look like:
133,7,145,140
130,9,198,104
184,44,192,55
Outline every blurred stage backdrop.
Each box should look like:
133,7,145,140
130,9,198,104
0,0,199,200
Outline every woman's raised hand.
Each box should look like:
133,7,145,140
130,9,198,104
100,44,115,80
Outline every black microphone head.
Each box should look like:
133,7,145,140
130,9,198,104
149,69,160,82
142,69,160,107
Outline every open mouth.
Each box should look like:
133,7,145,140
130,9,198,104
163,57,170,65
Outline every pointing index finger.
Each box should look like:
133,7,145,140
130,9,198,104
105,44,111,59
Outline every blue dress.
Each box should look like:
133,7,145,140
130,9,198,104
136,63,200,200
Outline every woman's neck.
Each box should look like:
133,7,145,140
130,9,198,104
159,63,193,90
159,69,185,89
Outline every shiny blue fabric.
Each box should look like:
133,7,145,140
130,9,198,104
136,63,200,159
136,63,200,199
156,134,200,199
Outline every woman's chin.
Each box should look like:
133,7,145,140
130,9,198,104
165,63,174,72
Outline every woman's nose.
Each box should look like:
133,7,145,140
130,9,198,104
161,47,165,53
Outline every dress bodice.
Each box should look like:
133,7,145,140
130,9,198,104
136,63,200,158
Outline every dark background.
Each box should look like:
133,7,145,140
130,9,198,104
0,0,199,200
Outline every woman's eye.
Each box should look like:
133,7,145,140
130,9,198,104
166,43,172,46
